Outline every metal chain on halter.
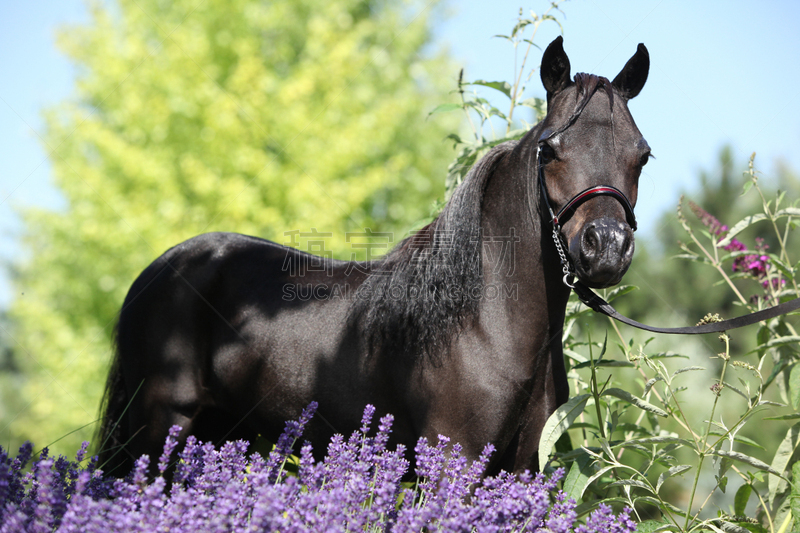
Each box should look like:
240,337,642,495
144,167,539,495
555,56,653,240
536,144,576,289
551,223,575,288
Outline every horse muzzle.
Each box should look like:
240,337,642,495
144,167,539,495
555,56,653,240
568,216,634,288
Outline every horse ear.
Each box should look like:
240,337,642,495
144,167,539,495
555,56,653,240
540,36,571,99
612,43,649,99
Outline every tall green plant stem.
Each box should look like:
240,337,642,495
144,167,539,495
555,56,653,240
608,319,703,451
458,70,480,143
685,334,731,531
505,1,564,134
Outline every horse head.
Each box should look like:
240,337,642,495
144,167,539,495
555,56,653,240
537,36,650,288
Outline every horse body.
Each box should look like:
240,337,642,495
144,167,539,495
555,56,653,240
99,36,650,477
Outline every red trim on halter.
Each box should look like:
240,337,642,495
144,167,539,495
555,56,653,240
554,185,637,231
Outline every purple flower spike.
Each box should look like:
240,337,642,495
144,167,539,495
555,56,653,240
360,404,376,434
689,201,728,236
75,442,90,464
158,425,182,475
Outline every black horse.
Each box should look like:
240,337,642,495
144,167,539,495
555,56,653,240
98,36,650,477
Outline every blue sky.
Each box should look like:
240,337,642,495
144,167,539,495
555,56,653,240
2,0,800,307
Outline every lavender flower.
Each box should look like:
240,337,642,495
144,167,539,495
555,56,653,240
264,400,318,482
0,404,637,532
158,425,182,475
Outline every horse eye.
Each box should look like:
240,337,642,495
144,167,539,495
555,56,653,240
639,152,652,167
539,143,557,165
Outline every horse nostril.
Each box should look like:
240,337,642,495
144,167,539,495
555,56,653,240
581,226,600,260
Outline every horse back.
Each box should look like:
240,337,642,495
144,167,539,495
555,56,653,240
114,232,399,458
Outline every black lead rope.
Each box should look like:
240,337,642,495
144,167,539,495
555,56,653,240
571,280,800,334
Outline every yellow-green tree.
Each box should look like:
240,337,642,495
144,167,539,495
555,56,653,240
5,0,455,454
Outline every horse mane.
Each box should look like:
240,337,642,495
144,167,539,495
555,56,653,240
351,141,518,363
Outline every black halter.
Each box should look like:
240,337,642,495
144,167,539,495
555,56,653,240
536,142,638,287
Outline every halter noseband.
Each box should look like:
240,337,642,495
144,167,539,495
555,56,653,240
537,144,638,288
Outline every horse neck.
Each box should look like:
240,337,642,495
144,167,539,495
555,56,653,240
479,138,572,341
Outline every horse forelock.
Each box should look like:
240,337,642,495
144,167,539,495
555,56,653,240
544,73,617,142
351,141,518,363
574,73,614,111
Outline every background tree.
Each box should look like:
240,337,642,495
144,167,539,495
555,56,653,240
4,0,456,455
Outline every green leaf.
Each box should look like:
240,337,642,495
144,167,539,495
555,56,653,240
650,352,690,360
711,449,783,477
775,207,800,218
467,80,513,99
776,514,794,533
444,133,463,148
580,465,617,499
634,495,688,517
427,102,463,117
636,519,679,532
657,464,691,493
790,363,800,410
769,422,800,506
601,388,669,417
672,253,713,264
765,413,800,421
717,214,768,248
734,483,753,517
518,97,546,120
718,521,754,533
618,435,694,448
573,359,634,369
607,478,655,493
672,366,706,377
732,520,769,533
768,254,795,280
635,520,671,533
510,19,532,38
563,349,588,363
603,284,638,302
708,432,766,450
775,495,794,533
537,394,591,471
757,336,800,351
562,454,593,503
644,376,665,396
790,462,800,532
718,474,729,493
764,358,791,392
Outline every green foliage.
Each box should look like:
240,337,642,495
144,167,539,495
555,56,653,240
5,0,456,454
434,3,563,201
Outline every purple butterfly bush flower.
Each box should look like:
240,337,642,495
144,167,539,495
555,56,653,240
0,404,637,532
689,201,786,297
